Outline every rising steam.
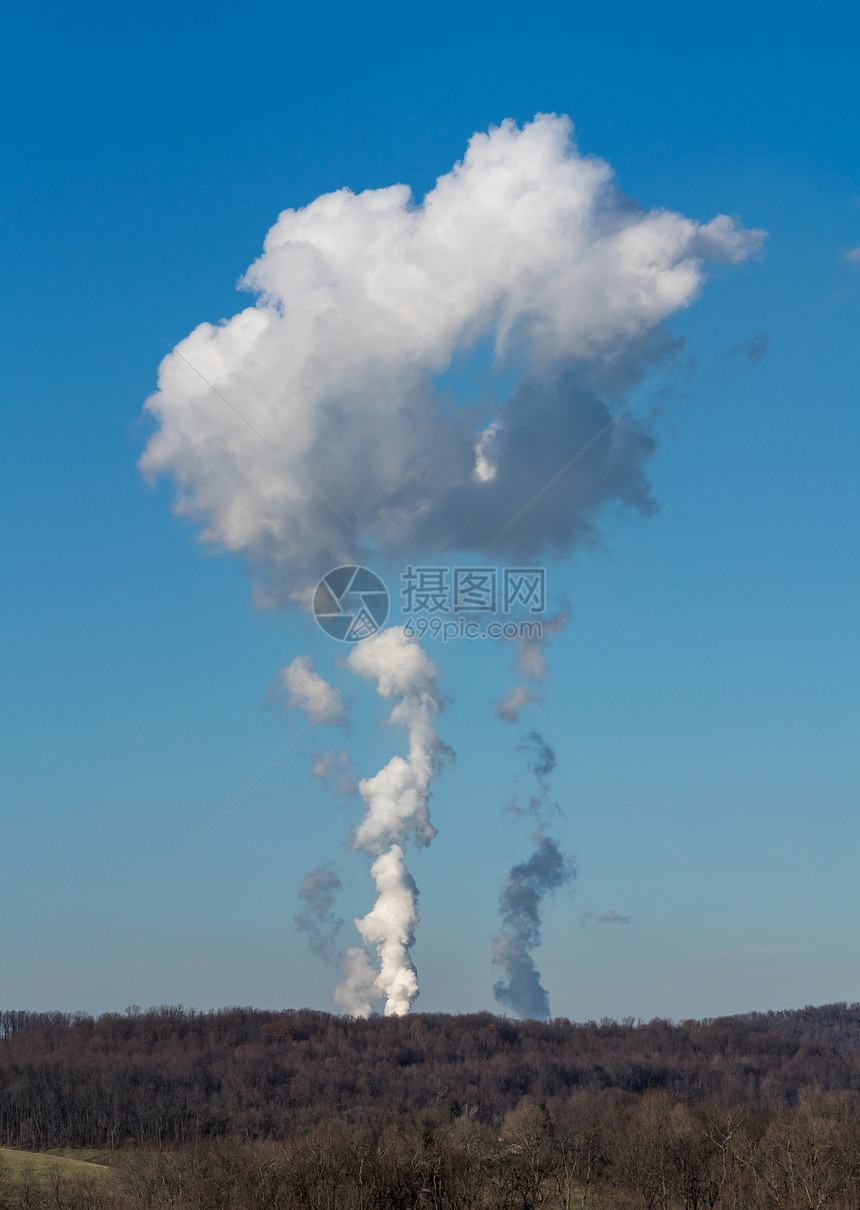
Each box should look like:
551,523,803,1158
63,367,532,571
334,627,448,1016
274,655,345,725
143,115,763,1016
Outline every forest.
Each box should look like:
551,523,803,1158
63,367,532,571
2,1001,860,1208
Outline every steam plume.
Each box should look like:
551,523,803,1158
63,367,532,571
334,627,447,1016
352,845,419,1016
274,655,344,725
333,947,378,1019
143,116,763,1015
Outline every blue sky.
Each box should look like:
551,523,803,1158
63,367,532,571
1,0,858,1021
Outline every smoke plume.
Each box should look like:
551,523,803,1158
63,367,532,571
494,712,573,1018
333,627,447,1016
523,729,556,792
493,836,574,1020
496,605,570,723
295,865,343,962
505,731,559,817
310,749,356,798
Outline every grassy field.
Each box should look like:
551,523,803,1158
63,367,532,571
0,1147,111,1187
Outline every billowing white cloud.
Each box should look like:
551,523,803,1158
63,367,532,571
141,114,765,603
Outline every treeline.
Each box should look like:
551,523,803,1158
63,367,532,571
5,1093,860,1209
2,1002,860,1151
2,1003,860,1207
113,1095,860,1210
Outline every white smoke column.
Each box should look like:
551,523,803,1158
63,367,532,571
354,846,419,1016
347,627,444,853
333,627,447,1016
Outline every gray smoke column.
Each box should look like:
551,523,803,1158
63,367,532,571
522,730,556,810
334,626,448,1017
494,720,573,1018
295,865,343,962
272,660,349,965
493,836,574,1020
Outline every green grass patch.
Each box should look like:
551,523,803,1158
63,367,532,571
0,1147,110,1187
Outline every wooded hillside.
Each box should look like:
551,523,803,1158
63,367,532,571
3,1003,860,1208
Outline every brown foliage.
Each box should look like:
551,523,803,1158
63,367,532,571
3,1004,860,1208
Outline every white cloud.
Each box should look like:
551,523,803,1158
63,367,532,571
141,114,765,603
